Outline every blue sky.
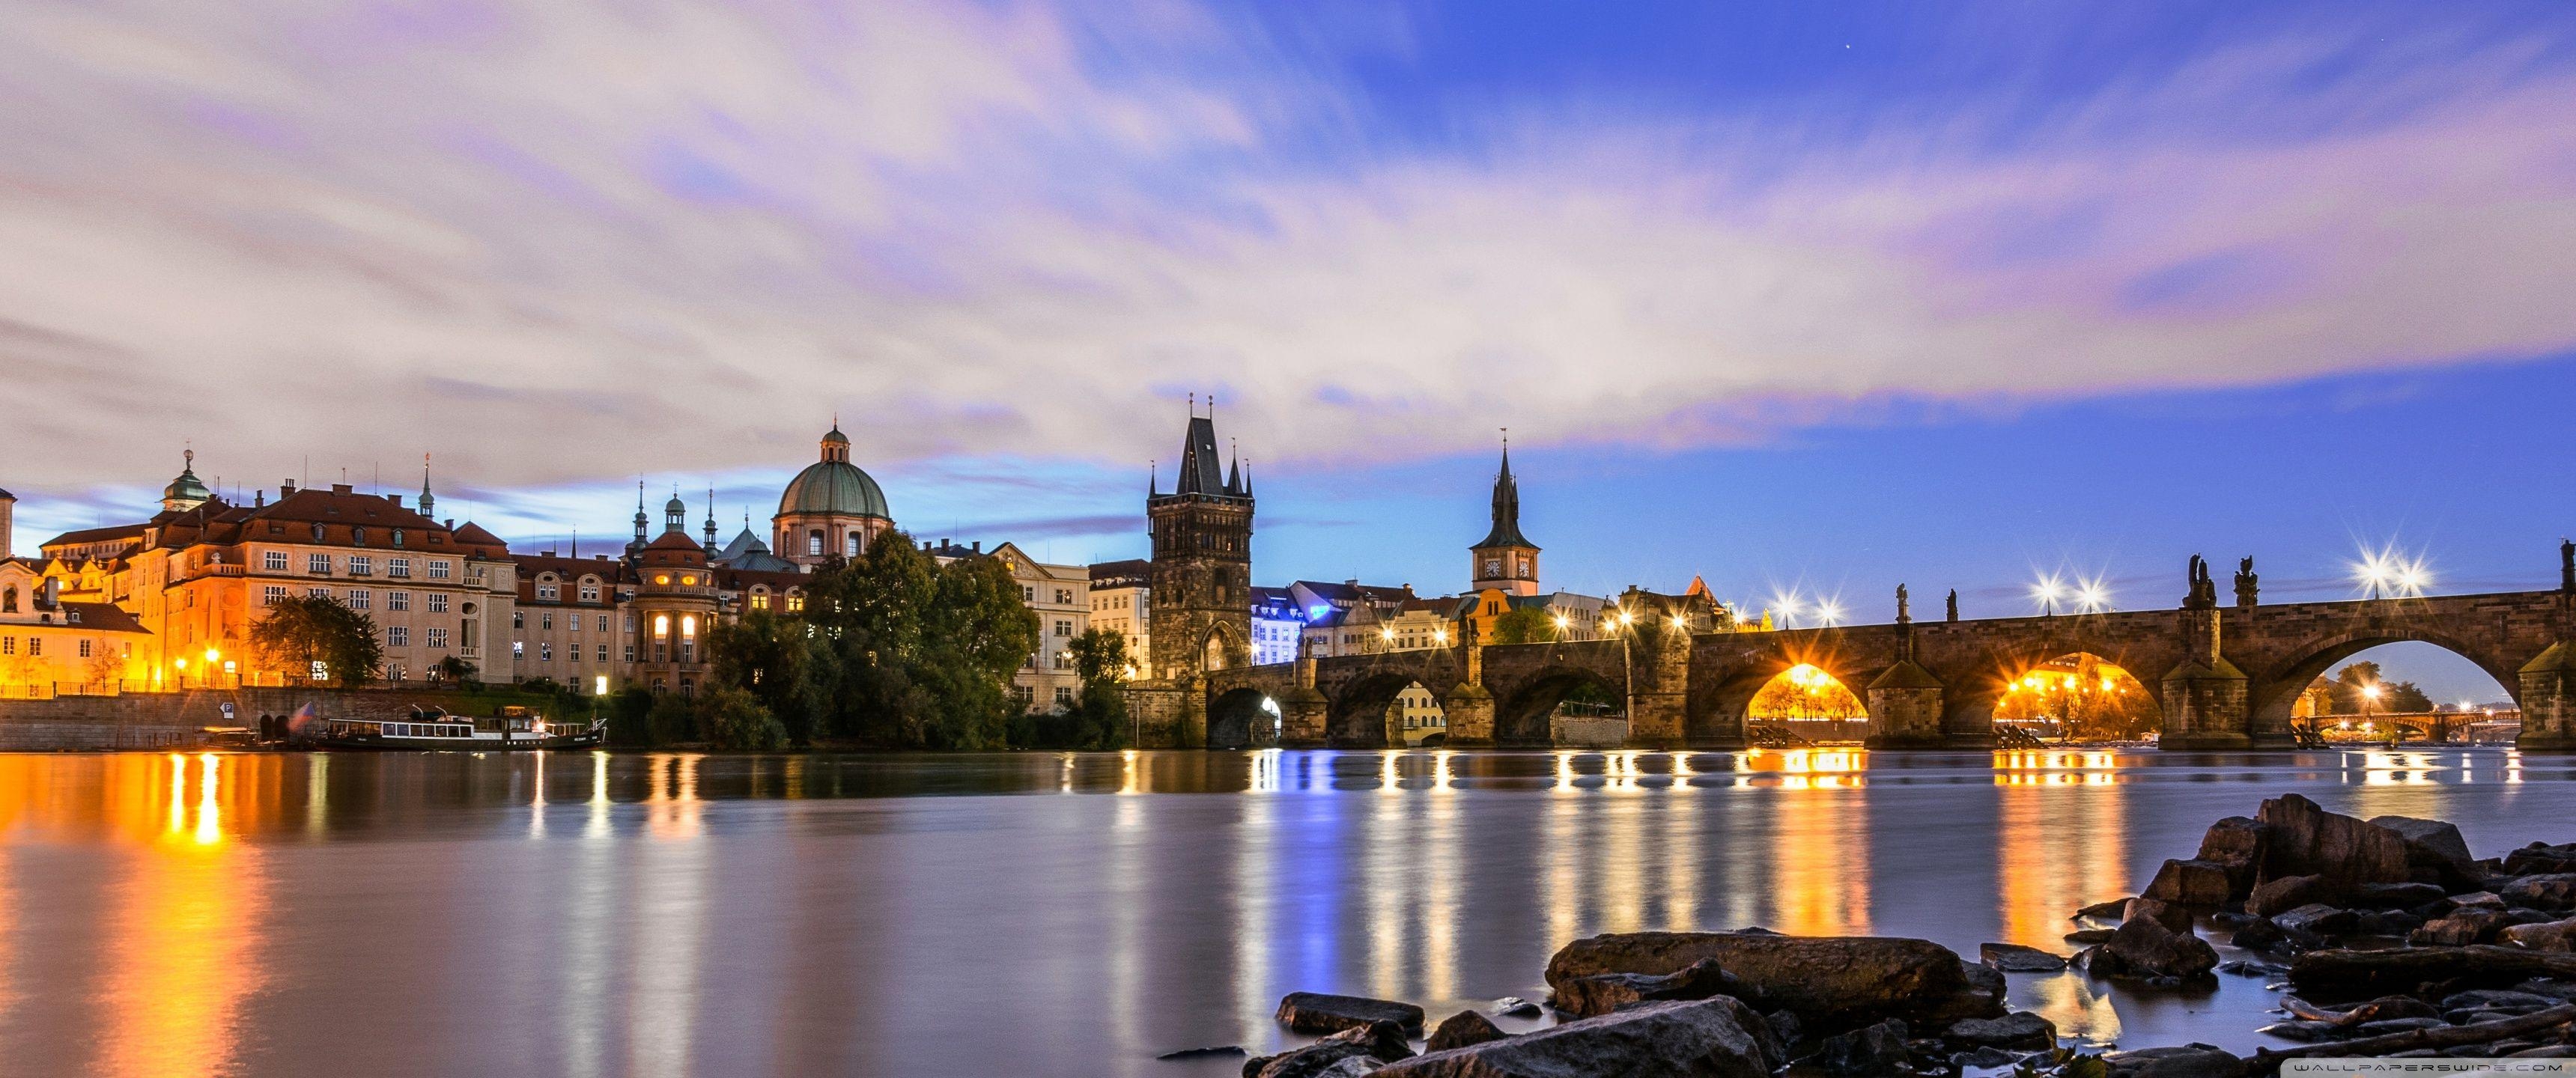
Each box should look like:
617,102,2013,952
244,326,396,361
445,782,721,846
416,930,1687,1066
4,0,2572,699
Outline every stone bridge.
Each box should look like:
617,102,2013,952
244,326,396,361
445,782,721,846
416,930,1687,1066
1193,561,2576,752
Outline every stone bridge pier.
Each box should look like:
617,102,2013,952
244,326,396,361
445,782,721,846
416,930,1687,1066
1182,548,2576,752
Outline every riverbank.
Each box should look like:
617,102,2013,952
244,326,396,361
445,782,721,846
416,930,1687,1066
1212,791,2576,1077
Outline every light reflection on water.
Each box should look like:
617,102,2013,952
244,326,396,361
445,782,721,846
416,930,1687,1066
0,747,2569,1077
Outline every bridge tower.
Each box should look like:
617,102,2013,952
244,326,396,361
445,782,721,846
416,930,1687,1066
1468,436,1540,596
1132,404,1254,746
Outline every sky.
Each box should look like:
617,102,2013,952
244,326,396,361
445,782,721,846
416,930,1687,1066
4,0,2574,701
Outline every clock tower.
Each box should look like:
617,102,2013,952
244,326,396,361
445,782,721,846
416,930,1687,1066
1468,439,1540,596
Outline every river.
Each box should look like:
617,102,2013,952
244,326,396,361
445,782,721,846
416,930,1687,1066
0,747,2567,1077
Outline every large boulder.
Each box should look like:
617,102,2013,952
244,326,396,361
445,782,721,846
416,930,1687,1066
2412,908,2515,946
1979,943,2068,972
2104,1044,2243,1077
2504,874,2576,911
1246,1021,1414,1078
1551,957,1738,1018
2143,859,2235,908
2248,874,2337,917
1543,931,1997,1026
2368,815,2476,870
2090,914,2219,981
2125,897,2195,933
1944,1011,2056,1050
1424,1011,1507,1053
2501,918,2576,953
1278,993,1426,1035
2256,794,2411,886
2195,815,2269,900
1805,1018,1910,1076
1370,998,1778,1078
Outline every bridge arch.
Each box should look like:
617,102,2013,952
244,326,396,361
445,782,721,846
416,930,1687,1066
1326,672,1428,749
2252,628,2524,731
1197,621,1246,674
1207,687,1272,750
1933,632,2179,736
1492,665,1623,748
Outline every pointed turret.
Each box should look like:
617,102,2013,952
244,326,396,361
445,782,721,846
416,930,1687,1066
417,454,435,520
1468,431,1540,596
702,487,718,553
628,481,648,556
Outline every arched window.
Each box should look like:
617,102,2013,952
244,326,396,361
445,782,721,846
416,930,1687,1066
654,614,670,638
808,530,824,556
846,532,861,557
1,586,13,612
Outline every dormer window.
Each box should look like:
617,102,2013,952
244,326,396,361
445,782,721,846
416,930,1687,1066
392,529,405,546
311,523,326,542
352,527,367,546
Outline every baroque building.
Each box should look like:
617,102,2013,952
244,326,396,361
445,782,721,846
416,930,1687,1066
774,424,894,567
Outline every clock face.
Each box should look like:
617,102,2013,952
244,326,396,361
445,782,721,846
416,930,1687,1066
1483,558,1501,576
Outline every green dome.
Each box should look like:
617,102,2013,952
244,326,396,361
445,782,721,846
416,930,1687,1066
779,460,890,520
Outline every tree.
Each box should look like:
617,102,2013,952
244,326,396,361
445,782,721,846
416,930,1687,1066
2319,662,2434,714
249,594,384,688
696,686,786,750
606,686,657,746
1992,656,2159,741
1012,627,1130,749
708,610,816,743
1489,606,1555,645
647,692,698,746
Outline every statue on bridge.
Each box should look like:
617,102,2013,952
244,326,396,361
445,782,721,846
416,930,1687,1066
1896,583,1910,624
1945,589,1958,622
2234,556,2259,608
2562,538,2573,594
2184,555,2219,609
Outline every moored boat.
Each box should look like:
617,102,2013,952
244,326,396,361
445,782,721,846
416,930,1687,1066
301,707,603,750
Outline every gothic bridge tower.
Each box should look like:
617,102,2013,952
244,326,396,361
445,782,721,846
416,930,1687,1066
1468,436,1540,596
1146,406,1254,685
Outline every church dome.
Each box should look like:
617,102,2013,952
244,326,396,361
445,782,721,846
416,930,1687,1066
777,424,890,520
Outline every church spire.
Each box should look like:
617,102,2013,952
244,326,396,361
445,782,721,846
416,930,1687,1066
417,453,434,519
630,481,648,553
702,487,718,552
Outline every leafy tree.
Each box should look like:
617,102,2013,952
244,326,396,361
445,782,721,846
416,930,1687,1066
1012,628,1131,749
913,552,1041,749
1489,606,1556,645
249,594,384,688
708,610,816,743
2318,662,2434,714
646,692,698,746
1993,655,2160,740
606,686,656,746
432,654,479,686
696,686,786,750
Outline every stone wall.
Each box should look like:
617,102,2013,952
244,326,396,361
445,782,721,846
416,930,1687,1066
0,686,567,750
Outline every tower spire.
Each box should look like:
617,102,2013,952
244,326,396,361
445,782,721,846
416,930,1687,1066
418,453,434,518
703,487,718,552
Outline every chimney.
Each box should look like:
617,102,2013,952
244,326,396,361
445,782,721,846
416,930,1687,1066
41,578,61,606
444,519,455,529
332,483,353,494
971,540,982,553
281,479,297,495
388,493,403,506
254,490,265,508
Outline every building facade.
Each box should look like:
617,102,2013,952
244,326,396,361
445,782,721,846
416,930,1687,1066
774,424,896,567
1469,442,1541,597
1248,585,1298,665
1144,413,1253,681
1089,559,1151,673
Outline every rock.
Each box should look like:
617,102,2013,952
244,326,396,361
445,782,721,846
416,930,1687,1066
2273,903,2360,936
2197,815,2270,900
2105,1044,2242,1077
2249,874,2337,917
1542,932,1996,1026
2092,913,2219,980
2254,1019,2341,1041
2257,794,2412,886
1807,1018,1910,1077
2291,945,2576,1002
1277,993,1426,1035
1952,1045,2023,1069
2503,874,2576,910
2369,815,2479,868
1425,1011,1507,1053
1370,997,1777,1078
2127,897,2196,933
2412,909,2515,946
2353,910,2424,937
1158,1045,1248,1060
2230,919,2285,951
1489,998,1540,1019
2209,911,2262,931
2066,928,2116,945
2351,1016,2452,1036
1307,1060,1379,1078
2452,892,2509,910
1945,1011,2056,1049
2145,859,2236,908
1248,1021,1414,1078
2505,844,2576,877
2351,880,2449,910
1763,1009,1799,1050
1551,957,1739,1018
2217,958,2285,977
2074,898,2132,921
1980,943,2069,972
2502,918,2576,951
2443,988,2563,1011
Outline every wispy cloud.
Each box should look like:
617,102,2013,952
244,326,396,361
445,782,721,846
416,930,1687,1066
2,0,2572,508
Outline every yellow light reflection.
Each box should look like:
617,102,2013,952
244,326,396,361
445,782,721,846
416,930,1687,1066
102,753,267,1078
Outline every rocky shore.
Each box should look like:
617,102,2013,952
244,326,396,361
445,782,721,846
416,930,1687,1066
1181,793,2576,1077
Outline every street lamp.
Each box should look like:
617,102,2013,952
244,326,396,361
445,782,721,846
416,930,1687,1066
2032,575,2065,616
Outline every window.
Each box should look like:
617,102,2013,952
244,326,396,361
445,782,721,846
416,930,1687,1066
307,552,331,574
598,645,610,663
349,555,372,576
27,638,39,657
541,612,553,630
750,592,770,611
597,615,609,633
624,644,636,663
264,551,288,571
389,557,411,578
569,643,581,663
388,591,410,612
79,639,92,658
511,612,523,630
537,582,558,600
1054,686,1074,706
579,581,599,602
307,587,331,600
847,532,862,557
388,626,409,647
386,663,405,680
1021,586,1035,602
263,585,287,606
0,639,11,656
352,527,367,546
786,594,804,613
427,627,449,649
427,593,449,614
1012,684,1033,708
392,529,404,546
1054,620,1072,636
346,589,370,610
513,641,524,659
807,532,823,556
1054,589,1072,604
427,561,451,580
1054,651,1073,670
311,523,326,542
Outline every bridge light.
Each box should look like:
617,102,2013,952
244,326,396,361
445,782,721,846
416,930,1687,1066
1814,601,1842,626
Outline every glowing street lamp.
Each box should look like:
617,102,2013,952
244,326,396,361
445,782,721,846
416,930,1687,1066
2353,543,2431,600
2074,579,2111,614
1813,600,1843,627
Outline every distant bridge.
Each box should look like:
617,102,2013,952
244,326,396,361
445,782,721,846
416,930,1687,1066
1185,561,2576,752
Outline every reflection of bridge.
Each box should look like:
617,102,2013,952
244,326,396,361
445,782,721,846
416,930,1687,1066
1185,560,2576,752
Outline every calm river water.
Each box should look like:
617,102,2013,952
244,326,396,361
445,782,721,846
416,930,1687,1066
2,747,2572,1077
